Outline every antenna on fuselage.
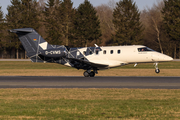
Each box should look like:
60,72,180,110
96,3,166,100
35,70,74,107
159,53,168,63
94,44,98,47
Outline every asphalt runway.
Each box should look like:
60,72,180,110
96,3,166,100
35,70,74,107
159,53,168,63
0,76,180,89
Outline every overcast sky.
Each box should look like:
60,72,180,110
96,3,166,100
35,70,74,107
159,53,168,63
1,0,158,16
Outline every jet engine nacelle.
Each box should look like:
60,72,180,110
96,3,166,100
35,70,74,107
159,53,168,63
41,49,66,58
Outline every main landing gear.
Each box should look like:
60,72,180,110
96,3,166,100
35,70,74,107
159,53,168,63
154,63,160,74
83,70,97,77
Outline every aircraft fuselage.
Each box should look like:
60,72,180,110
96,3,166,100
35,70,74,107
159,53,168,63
66,45,173,69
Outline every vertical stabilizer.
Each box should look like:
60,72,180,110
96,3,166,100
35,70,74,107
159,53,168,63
10,28,67,63
10,28,47,54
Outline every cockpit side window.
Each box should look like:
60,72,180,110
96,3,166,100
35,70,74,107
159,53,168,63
138,47,154,52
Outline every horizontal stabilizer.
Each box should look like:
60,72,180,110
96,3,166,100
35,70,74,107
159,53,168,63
10,28,34,33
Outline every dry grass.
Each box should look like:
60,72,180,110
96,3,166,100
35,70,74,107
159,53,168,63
98,69,180,76
1,89,180,101
0,69,82,76
0,116,48,120
0,69,179,76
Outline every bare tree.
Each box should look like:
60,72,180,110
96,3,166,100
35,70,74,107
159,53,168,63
141,0,165,53
96,4,114,45
38,0,46,8
108,0,116,10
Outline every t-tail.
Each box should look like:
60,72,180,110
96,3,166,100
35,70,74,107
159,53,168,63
10,28,67,62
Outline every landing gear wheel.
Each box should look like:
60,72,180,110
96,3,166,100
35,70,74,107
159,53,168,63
155,69,160,74
83,71,90,77
89,71,95,77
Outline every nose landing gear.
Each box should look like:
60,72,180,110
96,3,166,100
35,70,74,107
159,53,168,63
154,63,160,74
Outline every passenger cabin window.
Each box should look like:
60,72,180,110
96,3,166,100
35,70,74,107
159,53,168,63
110,50,113,54
117,50,121,54
83,51,86,55
138,47,154,52
103,50,106,54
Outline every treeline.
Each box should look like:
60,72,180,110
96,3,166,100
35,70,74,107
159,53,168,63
0,0,179,59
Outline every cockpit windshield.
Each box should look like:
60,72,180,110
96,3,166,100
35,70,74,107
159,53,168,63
138,47,154,52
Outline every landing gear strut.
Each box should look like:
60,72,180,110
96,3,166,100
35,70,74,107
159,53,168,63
154,63,160,74
83,70,96,77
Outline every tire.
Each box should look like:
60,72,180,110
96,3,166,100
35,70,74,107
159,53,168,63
155,69,160,74
89,71,95,77
83,71,90,77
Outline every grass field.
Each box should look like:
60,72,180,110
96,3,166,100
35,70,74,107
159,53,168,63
0,89,180,119
0,61,180,119
0,61,179,76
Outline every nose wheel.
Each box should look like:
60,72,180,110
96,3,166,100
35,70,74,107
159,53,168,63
154,63,160,74
155,69,160,74
83,71,96,77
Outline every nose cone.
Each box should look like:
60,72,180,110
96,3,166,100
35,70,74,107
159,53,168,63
152,53,173,62
164,56,173,61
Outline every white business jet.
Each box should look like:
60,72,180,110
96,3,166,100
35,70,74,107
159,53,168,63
10,28,173,77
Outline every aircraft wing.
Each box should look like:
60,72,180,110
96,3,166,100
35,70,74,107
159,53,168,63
67,58,109,69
